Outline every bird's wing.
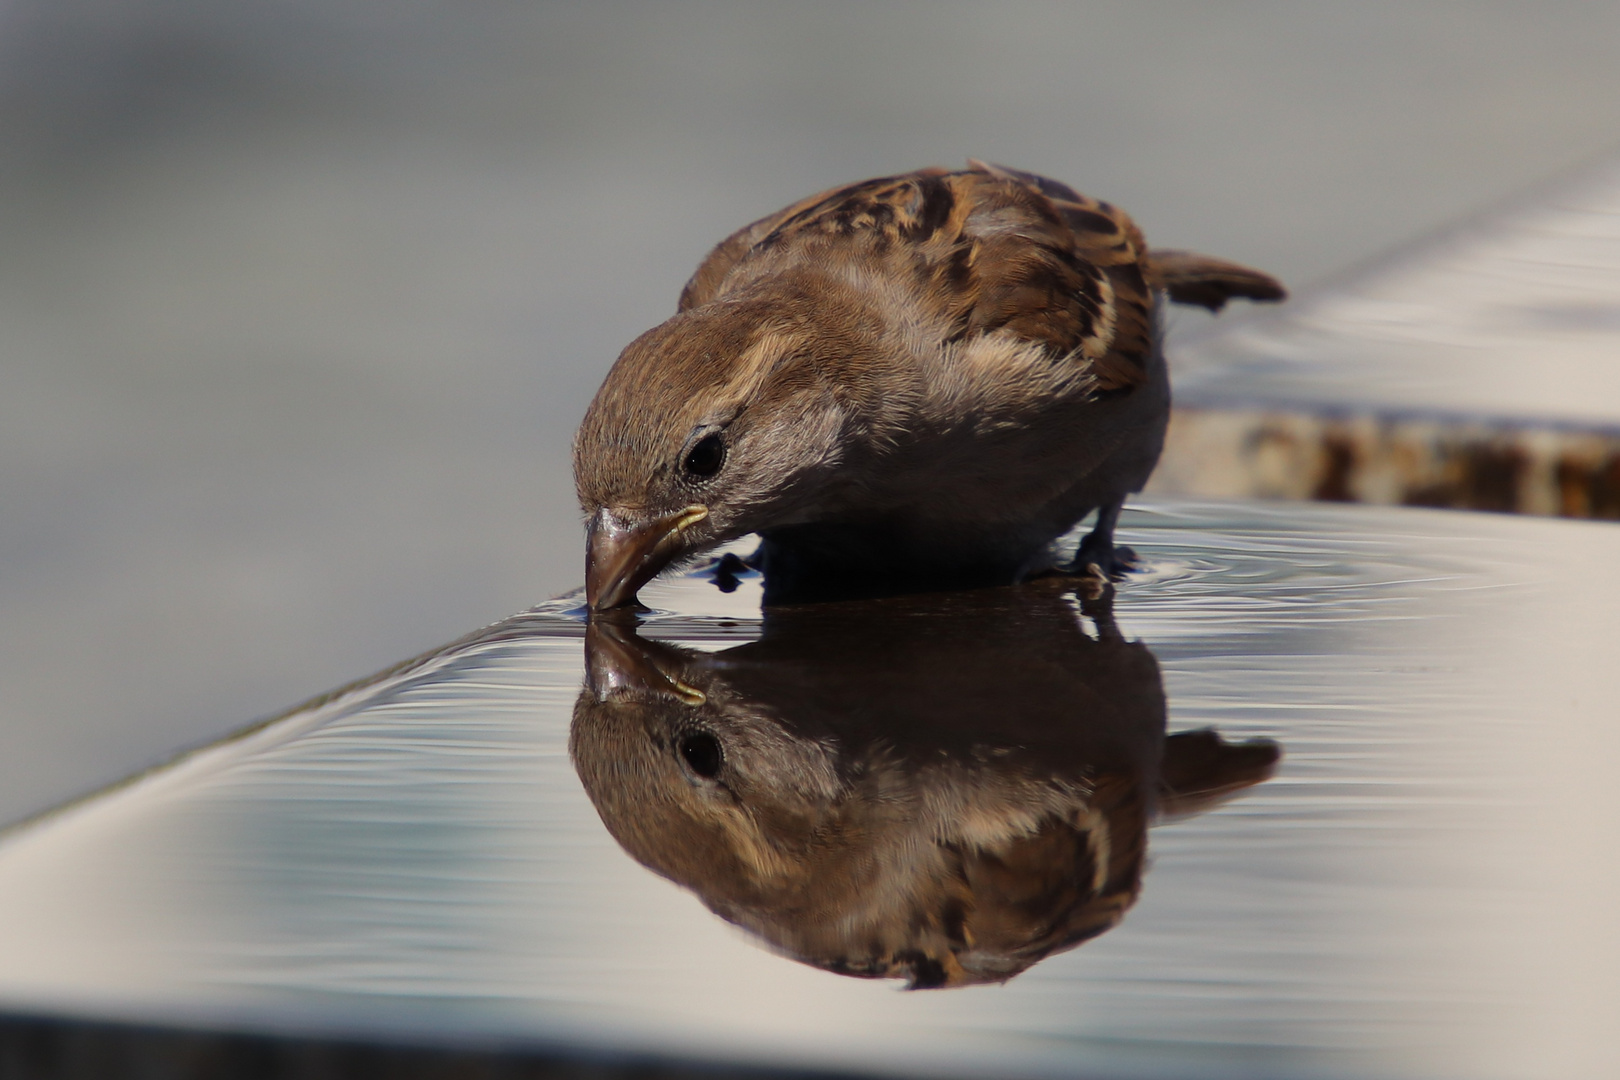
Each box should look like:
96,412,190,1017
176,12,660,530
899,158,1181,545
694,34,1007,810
956,165,1286,318
960,161,1156,392
678,182,851,312
679,163,1163,393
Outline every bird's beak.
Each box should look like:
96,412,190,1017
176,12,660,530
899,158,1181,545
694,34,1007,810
584,619,705,704
586,504,709,610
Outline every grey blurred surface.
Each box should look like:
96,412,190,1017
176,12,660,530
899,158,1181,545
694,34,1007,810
1149,151,1620,516
7,1,1620,824
1172,151,1620,425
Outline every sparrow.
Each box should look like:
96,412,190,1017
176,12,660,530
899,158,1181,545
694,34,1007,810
572,583,1280,987
574,161,1285,608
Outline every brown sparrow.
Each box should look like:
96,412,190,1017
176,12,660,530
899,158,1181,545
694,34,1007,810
574,162,1284,608
572,584,1280,986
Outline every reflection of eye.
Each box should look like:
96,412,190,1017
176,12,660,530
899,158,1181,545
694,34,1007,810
683,434,725,478
679,732,723,779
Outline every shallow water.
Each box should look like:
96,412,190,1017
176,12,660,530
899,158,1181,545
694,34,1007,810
1,497,1617,1080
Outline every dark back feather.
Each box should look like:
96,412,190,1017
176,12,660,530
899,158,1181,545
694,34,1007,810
678,162,1165,393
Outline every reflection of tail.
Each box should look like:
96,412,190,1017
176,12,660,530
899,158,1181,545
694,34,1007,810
1147,249,1288,312
1159,728,1282,820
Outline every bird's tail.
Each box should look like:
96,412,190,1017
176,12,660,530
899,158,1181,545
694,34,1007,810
1145,249,1287,313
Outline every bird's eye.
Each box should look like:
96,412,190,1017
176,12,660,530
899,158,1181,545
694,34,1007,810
683,433,726,478
678,732,723,779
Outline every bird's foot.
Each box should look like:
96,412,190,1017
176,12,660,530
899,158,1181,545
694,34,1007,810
1112,544,1139,573
1074,565,1113,602
1025,564,1124,634
1028,560,1113,601
1069,537,1138,583
1077,585,1123,641
707,551,751,593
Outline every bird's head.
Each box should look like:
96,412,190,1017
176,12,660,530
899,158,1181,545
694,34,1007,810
574,280,886,609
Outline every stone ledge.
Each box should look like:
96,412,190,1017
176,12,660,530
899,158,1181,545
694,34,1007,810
1149,404,1620,519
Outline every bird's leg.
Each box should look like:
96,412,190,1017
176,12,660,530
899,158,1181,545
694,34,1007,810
708,552,749,593
1071,499,1138,581
1077,588,1123,641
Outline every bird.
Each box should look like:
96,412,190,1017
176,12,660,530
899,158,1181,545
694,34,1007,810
573,161,1285,609
571,583,1281,987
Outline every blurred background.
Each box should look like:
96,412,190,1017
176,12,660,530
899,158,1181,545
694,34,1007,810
5,0,1620,824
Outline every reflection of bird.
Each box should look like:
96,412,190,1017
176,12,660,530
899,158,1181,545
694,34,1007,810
571,584,1280,988
575,161,1284,608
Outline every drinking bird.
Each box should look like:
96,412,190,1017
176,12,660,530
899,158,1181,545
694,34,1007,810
574,161,1284,608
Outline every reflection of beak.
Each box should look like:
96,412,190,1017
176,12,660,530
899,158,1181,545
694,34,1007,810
586,505,709,610
584,618,706,704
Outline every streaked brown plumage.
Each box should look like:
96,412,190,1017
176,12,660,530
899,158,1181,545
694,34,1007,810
574,161,1284,608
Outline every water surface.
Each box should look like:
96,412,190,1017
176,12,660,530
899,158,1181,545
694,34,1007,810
0,498,1616,1080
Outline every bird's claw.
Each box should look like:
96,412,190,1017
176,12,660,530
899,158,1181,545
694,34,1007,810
1069,541,1138,584
707,551,751,593
1076,566,1113,602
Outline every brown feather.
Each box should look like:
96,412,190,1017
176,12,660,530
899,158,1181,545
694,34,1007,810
678,162,1158,393
1145,249,1288,312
